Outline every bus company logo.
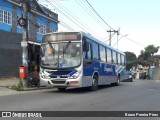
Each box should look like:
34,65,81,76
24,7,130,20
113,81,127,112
104,65,113,72
2,112,11,117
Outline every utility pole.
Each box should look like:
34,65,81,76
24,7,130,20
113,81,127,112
107,29,119,46
18,0,29,87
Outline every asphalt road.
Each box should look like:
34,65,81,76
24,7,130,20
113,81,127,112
0,80,160,120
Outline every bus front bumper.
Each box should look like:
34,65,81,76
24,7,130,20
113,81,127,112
40,76,82,88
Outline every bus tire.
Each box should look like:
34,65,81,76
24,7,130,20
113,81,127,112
115,76,120,86
112,76,120,86
90,75,98,91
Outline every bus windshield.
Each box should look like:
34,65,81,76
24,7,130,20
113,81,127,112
41,42,81,69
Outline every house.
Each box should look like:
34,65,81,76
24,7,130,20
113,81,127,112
0,0,59,76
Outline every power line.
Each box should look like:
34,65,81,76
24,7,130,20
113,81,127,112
58,19,76,31
102,32,116,42
46,0,103,39
125,37,146,47
85,0,115,31
75,0,107,30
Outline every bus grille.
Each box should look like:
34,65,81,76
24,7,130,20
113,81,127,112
51,80,66,84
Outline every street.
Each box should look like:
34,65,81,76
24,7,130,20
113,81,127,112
0,80,160,120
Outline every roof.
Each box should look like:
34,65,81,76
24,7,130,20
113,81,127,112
6,0,58,22
81,31,125,55
44,31,125,55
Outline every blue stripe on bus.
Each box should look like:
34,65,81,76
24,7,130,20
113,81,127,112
49,69,77,78
83,60,117,76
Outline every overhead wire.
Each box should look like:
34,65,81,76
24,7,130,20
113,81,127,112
41,0,145,49
75,0,107,30
52,0,104,39
58,19,76,31
103,32,116,42
85,0,115,31
125,37,146,47
46,0,103,39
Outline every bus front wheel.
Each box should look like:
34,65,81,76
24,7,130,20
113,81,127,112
90,75,98,91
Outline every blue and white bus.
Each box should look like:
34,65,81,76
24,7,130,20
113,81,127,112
39,31,126,91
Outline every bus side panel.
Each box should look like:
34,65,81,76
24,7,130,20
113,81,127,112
82,60,118,87
99,62,117,85
82,60,100,87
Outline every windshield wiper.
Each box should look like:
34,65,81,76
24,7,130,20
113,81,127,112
64,41,71,53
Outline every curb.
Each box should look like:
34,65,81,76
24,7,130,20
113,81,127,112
23,86,53,91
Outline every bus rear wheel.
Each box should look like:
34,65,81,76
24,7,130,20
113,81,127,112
112,77,120,86
90,75,98,91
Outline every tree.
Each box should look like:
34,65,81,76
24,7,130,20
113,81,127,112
137,45,159,66
145,45,159,57
124,51,137,71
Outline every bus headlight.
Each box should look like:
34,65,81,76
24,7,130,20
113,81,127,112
40,70,50,79
70,71,81,79
40,73,50,79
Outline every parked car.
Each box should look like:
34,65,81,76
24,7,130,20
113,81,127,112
123,72,133,82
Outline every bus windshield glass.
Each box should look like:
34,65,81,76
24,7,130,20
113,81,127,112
41,42,81,69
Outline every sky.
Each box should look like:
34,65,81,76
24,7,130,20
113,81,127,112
38,0,160,56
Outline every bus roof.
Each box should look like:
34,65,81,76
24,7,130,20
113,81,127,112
80,31,125,55
43,31,125,55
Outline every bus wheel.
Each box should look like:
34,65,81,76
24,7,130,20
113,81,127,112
112,76,120,86
115,77,120,86
57,88,66,92
90,76,98,91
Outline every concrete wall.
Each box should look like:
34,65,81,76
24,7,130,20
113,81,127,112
0,30,22,77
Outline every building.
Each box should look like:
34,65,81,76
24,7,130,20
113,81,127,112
0,0,58,77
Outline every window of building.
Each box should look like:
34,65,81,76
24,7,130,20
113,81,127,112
37,23,39,32
107,48,112,63
112,51,117,64
49,27,57,33
99,45,106,62
92,42,99,60
0,9,12,24
37,23,46,34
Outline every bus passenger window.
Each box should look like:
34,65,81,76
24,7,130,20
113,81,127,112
117,53,121,65
112,51,117,64
83,43,91,60
121,55,125,66
107,48,112,63
99,45,106,62
92,42,99,60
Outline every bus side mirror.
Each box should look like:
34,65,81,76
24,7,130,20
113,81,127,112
83,41,89,52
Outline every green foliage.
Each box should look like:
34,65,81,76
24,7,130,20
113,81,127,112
10,79,24,91
146,74,151,80
145,45,159,56
124,51,137,70
137,45,159,66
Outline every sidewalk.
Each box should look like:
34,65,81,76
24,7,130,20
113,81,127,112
0,77,19,87
0,77,20,96
0,77,52,96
